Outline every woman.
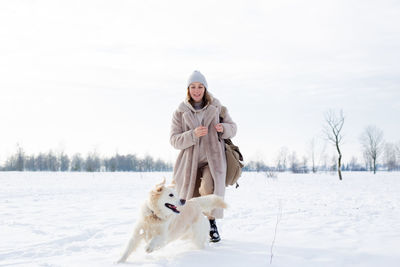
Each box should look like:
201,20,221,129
170,70,237,242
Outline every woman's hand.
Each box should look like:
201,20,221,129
194,126,208,137
215,123,224,133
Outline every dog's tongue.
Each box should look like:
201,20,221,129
165,203,180,213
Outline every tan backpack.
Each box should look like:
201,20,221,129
220,106,244,188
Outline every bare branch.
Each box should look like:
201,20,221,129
323,109,345,180
359,125,385,174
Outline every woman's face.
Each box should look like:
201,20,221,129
189,82,205,103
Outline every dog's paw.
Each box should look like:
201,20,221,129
145,245,154,253
117,257,126,264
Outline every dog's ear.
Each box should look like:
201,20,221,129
151,178,166,195
155,185,163,193
151,185,163,196
153,178,165,193
167,179,176,189
155,178,166,188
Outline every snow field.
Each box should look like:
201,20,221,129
1,171,399,266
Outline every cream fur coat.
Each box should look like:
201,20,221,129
170,96,237,218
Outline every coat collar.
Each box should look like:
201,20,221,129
178,96,222,128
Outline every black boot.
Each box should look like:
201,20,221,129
209,219,221,243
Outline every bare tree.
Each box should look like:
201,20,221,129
363,150,371,171
308,138,317,173
16,144,25,171
301,156,309,173
71,153,84,171
330,154,338,172
59,153,70,172
85,151,101,172
318,142,328,172
47,151,59,171
360,125,384,174
275,147,289,172
348,156,363,171
323,110,344,180
396,142,400,170
25,155,36,171
289,151,300,173
383,143,397,171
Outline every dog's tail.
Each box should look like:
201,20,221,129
191,194,227,214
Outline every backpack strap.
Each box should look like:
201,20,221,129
219,106,227,122
218,106,227,142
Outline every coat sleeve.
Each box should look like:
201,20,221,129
170,110,198,150
221,107,237,139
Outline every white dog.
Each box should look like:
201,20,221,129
117,179,227,263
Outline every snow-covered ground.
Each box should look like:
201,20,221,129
1,171,399,267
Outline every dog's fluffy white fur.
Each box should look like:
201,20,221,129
117,179,227,263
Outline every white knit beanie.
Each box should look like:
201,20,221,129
187,70,208,89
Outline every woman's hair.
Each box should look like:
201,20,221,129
187,87,212,108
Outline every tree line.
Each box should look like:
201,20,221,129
243,155,391,173
1,143,399,173
0,147,172,172
243,110,400,176
2,109,399,175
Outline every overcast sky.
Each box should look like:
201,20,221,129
1,0,399,165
